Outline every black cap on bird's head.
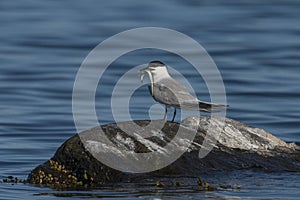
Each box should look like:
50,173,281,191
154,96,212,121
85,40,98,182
148,61,166,68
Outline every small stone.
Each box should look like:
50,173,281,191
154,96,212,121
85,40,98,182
197,178,202,186
83,170,88,180
204,182,215,191
156,181,164,187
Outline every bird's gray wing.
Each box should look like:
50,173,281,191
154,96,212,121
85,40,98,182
151,78,227,112
151,78,199,108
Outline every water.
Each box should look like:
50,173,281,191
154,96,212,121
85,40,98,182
0,0,300,199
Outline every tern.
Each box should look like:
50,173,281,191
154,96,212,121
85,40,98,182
140,61,226,122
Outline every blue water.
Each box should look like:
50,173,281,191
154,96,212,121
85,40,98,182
1,0,300,199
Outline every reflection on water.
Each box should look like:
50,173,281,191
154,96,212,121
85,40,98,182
0,0,300,199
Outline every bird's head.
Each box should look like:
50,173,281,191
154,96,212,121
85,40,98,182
140,61,169,83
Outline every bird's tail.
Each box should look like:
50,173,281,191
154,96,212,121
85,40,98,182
198,101,228,112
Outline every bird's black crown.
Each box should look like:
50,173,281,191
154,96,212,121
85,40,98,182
149,60,165,67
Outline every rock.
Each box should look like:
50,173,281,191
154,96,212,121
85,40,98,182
28,116,300,188
182,116,298,151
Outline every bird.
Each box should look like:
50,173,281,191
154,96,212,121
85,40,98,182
140,61,227,122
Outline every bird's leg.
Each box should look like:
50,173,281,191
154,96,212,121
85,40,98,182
163,106,168,122
171,108,176,122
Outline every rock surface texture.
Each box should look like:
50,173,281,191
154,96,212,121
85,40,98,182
28,116,300,188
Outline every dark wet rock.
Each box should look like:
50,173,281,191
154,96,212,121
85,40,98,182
28,116,300,188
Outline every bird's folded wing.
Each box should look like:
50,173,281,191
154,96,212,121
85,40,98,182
151,79,198,108
152,78,227,112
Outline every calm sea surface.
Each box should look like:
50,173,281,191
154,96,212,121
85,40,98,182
0,0,300,199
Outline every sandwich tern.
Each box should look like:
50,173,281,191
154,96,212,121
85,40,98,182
140,61,226,122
